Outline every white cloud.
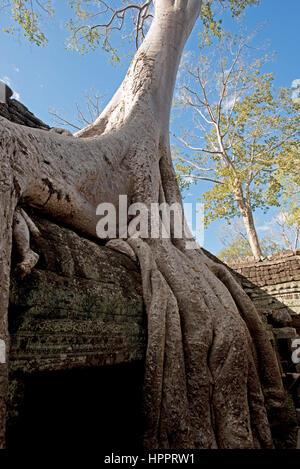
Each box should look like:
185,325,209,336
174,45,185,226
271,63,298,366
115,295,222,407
257,223,271,232
224,95,239,112
291,78,300,88
1,76,11,86
0,75,20,100
292,78,300,103
13,66,20,73
257,211,289,233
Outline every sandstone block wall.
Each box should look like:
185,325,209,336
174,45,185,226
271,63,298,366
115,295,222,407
9,216,146,375
228,251,300,319
0,98,50,130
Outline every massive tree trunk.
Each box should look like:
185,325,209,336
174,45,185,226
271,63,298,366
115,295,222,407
0,0,284,449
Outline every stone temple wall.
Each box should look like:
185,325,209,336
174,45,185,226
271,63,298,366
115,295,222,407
228,251,300,333
2,89,299,448
227,252,300,448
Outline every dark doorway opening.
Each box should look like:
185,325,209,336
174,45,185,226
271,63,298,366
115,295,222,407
7,362,144,449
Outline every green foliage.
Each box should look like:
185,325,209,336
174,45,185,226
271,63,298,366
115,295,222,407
217,227,280,262
199,0,259,46
217,235,252,261
172,147,193,192
1,0,53,46
65,1,121,62
174,26,299,259
0,0,259,56
175,50,299,228
275,136,300,227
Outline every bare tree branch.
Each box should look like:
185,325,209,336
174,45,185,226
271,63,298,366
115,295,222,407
180,174,224,184
49,89,104,131
48,110,81,131
172,154,217,173
171,132,224,155
69,0,153,52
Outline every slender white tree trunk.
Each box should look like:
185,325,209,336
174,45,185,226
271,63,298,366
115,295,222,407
241,205,263,260
0,0,285,449
294,224,299,250
234,186,262,259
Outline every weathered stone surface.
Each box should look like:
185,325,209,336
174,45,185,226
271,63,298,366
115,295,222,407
273,327,297,340
271,310,293,327
292,315,300,335
9,215,146,374
0,99,50,129
2,94,297,448
6,218,299,448
228,252,300,317
0,81,13,103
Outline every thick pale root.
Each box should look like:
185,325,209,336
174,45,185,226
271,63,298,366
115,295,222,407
19,208,41,239
15,251,39,279
0,0,285,449
106,239,137,262
104,236,284,449
13,208,40,278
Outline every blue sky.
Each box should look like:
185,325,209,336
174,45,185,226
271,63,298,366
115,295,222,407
0,0,299,254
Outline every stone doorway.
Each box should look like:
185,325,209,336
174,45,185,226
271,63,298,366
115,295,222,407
7,362,144,449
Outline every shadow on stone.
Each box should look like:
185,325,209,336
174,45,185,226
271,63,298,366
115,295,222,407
7,363,144,449
7,219,300,449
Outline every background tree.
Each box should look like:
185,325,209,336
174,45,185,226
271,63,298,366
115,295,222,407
216,218,280,262
217,213,299,263
173,32,299,259
49,88,104,131
0,0,285,450
272,210,299,251
275,140,300,248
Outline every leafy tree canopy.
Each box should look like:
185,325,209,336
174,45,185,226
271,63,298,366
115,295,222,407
173,33,299,228
217,234,280,262
0,0,259,59
217,211,299,263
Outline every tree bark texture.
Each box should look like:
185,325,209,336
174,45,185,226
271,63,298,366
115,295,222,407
0,0,285,448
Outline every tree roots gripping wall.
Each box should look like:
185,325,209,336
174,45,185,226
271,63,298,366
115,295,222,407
0,0,285,449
